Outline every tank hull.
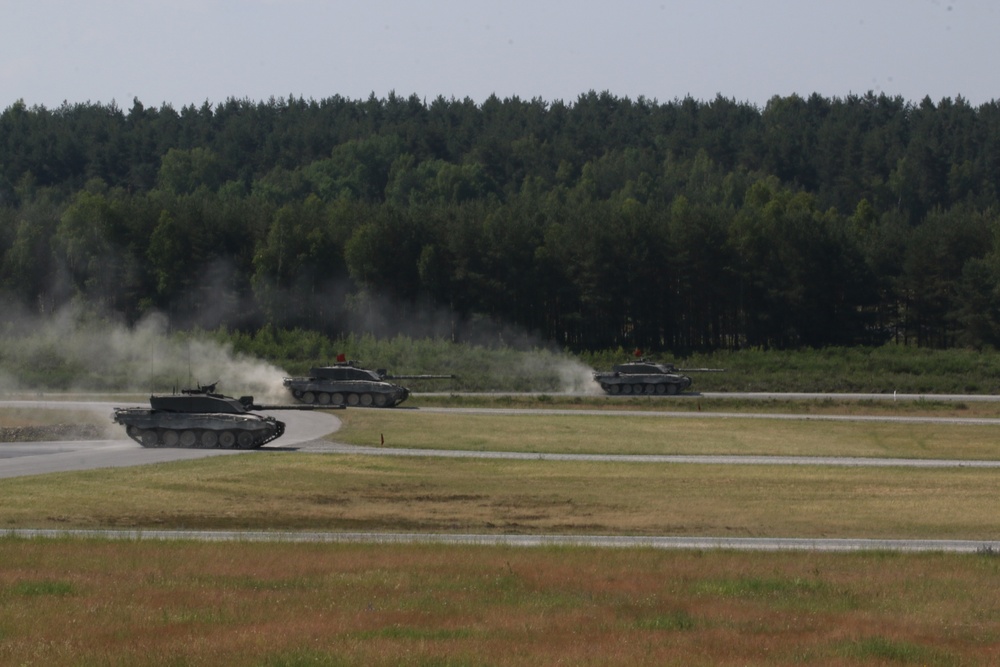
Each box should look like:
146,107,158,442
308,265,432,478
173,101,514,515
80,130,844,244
593,371,693,395
113,408,285,449
283,378,409,408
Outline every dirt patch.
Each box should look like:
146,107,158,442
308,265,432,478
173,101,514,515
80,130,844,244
0,424,107,442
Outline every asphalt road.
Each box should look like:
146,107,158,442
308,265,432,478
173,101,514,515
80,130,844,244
3,528,1000,554
421,391,1000,402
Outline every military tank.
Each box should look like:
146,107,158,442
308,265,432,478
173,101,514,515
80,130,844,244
283,360,453,408
113,383,331,449
593,358,722,395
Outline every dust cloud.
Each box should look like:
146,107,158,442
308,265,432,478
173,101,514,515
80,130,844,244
522,353,602,395
0,306,289,402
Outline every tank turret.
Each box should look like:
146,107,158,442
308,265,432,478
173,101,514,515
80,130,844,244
112,382,334,449
283,360,453,408
593,358,724,396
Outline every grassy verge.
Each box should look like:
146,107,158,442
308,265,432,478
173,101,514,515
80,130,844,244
336,407,1000,459
1,539,998,666
0,406,116,441
0,407,113,427
2,453,1000,539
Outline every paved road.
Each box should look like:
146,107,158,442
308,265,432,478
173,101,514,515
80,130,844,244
2,528,999,554
315,442,1000,467
415,405,1000,425
419,391,1000,402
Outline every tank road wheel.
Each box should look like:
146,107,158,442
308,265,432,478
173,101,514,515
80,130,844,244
179,430,197,447
318,392,331,405
160,430,179,447
632,383,645,394
331,393,345,405
644,384,657,395
607,384,620,395
360,393,374,407
237,431,255,448
621,384,632,394
219,431,237,448
347,393,360,406
655,384,666,395
302,392,316,404
666,383,679,395
139,430,159,447
127,425,142,439
373,393,388,407
200,430,219,448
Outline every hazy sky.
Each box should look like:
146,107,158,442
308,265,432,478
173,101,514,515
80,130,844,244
2,0,997,112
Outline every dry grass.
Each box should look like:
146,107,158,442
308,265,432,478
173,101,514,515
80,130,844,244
1,538,998,666
338,407,1000,460
2,454,1000,539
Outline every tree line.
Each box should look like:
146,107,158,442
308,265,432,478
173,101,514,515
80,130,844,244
2,90,1000,351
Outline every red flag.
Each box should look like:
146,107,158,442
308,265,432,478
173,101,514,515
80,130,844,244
633,348,643,358
336,353,347,362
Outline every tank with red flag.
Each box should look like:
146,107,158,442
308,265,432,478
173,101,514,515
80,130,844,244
592,352,725,396
282,358,454,408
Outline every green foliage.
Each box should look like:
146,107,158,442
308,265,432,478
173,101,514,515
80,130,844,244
835,636,955,665
4,93,1000,350
158,147,223,194
9,580,75,597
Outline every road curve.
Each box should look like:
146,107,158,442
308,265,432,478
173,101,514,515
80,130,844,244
0,400,342,479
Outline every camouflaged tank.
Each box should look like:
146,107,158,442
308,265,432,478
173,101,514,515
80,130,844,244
593,359,694,395
112,383,324,449
283,360,453,408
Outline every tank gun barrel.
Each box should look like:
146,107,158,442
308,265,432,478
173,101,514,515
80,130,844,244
676,368,726,372
384,374,456,380
249,403,345,411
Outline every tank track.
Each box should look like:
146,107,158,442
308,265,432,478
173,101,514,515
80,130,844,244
599,382,683,395
122,421,285,449
290,388,406,408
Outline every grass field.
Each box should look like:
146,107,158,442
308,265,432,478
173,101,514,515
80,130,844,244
4,398,1000,664
339,405,1000,459
3,451,1000,539
2,539,1000,666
